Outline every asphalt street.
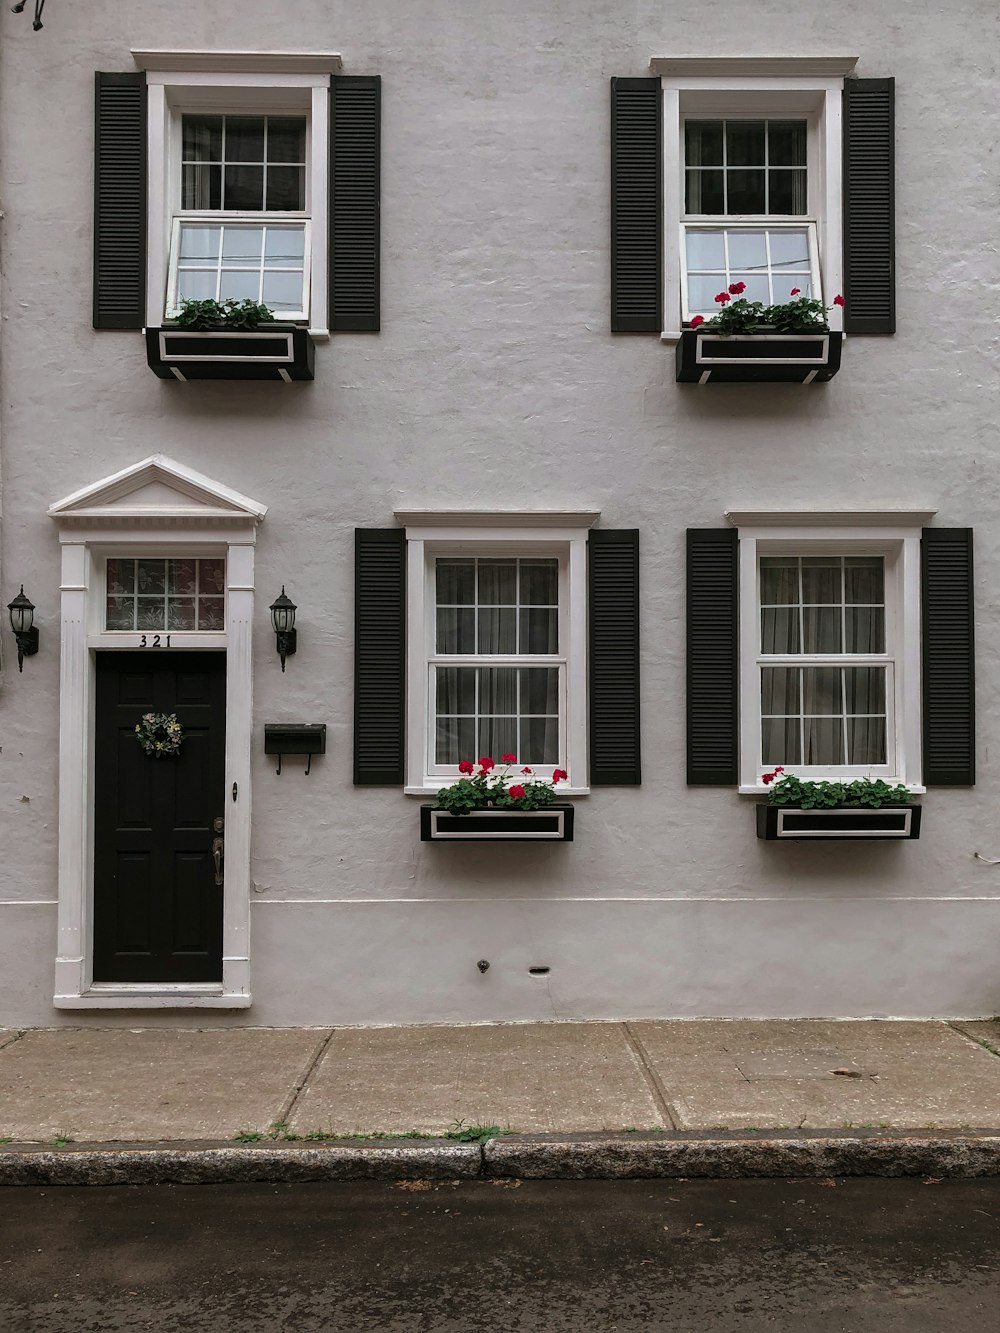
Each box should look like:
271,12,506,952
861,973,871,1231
2,1176,999,1331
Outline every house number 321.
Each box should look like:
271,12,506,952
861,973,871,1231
138,634,171,647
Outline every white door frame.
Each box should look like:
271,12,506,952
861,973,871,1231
48,456,266,1009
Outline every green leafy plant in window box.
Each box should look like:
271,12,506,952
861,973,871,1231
173,298,277,331
762,767,913,809
434,755,568,817
691,284,846,337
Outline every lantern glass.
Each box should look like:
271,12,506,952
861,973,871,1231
270,589,296,635
7,588,34,635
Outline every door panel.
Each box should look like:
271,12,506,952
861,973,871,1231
93,651,226,983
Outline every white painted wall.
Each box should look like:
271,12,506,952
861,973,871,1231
1,0,998,1026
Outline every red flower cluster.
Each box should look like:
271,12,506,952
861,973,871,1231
833,294,845,307
728,281,746,295
790,287,800,296
761,766,785,786
714,291,731,304
478,756,495,771
508,784,526,799
500,753,518,763
552,769,568,783
690,314,705,328
458,760,474,775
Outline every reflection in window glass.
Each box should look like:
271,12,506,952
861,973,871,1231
684,226,815,317
105,558,226,632
173,222,307,314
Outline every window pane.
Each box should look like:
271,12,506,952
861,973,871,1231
224,165,264,210
266,166,305,211
802,606,842,654
769,170,808,215
768,228,812,268
845,667,886,715
137,598,166,630
168,599,196,631
168,559,197,595
479,717,517,761
847,716,887,766
198,559,226,595
106,597,134,631
685,230,725,268
728,273,769,303
685,169,725,214
762,716,800,766
760,558,797,605
197,598,225,630
520,608,558,654
175,269,217,302
182,163,221,210
768,121,807,166
219,270,262,302
804,717,845,765
183,115,222,161
436,561,475,605
520,560,558,606
479,668,517,715
846,607,885,653
436,607,475,654
137,560,166,594
477,607,516,653
726,230,767,270
688,274,728,312
436,666,476,716
845,557,884,605
222,227,263,261
264,225,306,265
761,666,800,715
727,170,766,213
802,667,843,716
726,121,765,166
685,121,724,166
225,116,265,162
436,716,475,765
261,270,305,313
268,117,307,163
521,667,559,715
761,607,800,654
106,558,134,594
179,226,221,260
521,717,560,766
478,562,517,605
801,558,841,605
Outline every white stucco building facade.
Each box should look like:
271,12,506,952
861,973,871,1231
0,0,997,1028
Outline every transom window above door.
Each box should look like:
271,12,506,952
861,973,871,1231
105,557,226,632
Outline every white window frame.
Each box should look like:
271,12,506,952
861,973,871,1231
649,56,858,339
133,50,340,337
396,512,599,795
727,510,934,794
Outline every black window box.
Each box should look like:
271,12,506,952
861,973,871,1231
420,804,575,842
757,803,920,841
676,329,843,384
146,325,315,381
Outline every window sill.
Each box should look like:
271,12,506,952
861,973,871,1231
54,986,251,1010
739,782,926,796
405,785,590,797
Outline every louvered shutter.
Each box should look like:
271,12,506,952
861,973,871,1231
588,529,641,784
355,529,406,784
843,78,895,334
93,72,146,330
331,75,381,332
687,529,739,785
610,78,662,334
921,528,975,785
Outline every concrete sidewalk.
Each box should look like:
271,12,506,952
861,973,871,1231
2,1019,1000,1180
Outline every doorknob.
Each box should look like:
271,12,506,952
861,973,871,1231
212,816,224,886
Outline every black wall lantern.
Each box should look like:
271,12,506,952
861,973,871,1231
269,587,297,671
7,586,38,671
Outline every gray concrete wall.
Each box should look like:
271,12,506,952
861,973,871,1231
1,0,998,1026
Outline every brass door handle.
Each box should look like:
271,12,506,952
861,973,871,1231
212,836,224,886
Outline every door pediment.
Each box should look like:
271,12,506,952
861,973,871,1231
49,455,267,529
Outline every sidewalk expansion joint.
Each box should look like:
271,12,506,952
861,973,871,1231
622,1022,678,1130
277,1028,335,1126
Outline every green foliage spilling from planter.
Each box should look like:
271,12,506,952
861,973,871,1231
175,297,275,330
434,756,568,816
765,771,913,810
692,283,846,337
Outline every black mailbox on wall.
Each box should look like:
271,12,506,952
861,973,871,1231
264,724,327,775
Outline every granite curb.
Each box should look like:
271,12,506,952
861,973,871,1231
3,1130,1000,1186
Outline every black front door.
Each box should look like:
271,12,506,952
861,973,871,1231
93,652,227,983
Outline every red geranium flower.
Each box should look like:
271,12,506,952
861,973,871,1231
508,784,526,799
790,288,801,296
458,760,474,775
728,281,746,295
552,769,568,783
501,753,518,763
521,766,533,774
714,291,731,304
478,756,495,771
761,766,785,786
690,315,705,328
833,294,845,307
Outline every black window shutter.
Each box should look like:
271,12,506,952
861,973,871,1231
93,72,147,330
843,77,895,334
687,529,739,785
588,529,641,784
921,528,975,785
610,77,662,334
330,75,381,332
355,528,406,784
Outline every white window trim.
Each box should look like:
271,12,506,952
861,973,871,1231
47,455,266,1010
138,59,332,337
727,511,933,794
651,56,858,341
396,512,599,796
